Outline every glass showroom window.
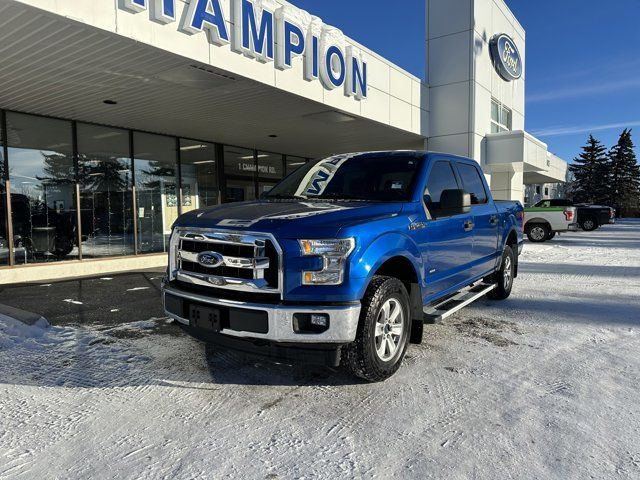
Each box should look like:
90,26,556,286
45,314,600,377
77,123,134,258
180,139,219,210
6,112,78,264
133,132,178,254
224,146,256,202
286,155,307,175
491,99,512,133
257,151,284,196
0,119,7,266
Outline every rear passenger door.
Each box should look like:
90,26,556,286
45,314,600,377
415,159,474,302
454,161,500,278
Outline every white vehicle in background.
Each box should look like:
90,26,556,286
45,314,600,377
524,205,579,242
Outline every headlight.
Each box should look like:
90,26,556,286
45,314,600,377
299,238,355,285
168,228,181,280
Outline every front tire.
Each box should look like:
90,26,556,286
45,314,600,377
343,276,411,382
487,245,515,300
526,223,550,242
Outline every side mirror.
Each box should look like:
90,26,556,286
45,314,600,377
438,189,471,216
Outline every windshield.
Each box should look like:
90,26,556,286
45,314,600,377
265,154,423,202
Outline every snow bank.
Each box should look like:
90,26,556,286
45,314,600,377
0,314,51,350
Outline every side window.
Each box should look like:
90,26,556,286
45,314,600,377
424,161,459,215
457,163,488,205
540,200,551,208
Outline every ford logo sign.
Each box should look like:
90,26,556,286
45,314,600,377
197,251,224,268
489,34,522,82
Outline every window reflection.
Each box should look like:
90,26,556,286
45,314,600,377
224,146,255,202
77,123,134,258
286,155,307,175
180,139,219,211
0,110,312,267
0,135,7,266
134,133,177,253
6,112,77,264
257,151,283,179
257,151,282,197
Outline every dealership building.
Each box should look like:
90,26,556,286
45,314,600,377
0,0,567,283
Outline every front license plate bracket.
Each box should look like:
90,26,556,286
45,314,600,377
189,304,221,332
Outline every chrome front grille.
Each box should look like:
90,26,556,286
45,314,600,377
170,229,282,296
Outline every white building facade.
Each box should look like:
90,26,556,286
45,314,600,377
426,0,567,202
0,0,566,282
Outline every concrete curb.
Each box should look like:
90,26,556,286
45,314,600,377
0,303,49,327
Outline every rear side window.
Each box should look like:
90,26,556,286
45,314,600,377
457,163,488,204
424,161,459,209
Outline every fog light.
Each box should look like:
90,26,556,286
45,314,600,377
310,313,329,327
293,313,330,334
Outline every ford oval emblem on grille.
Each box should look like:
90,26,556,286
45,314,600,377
197,251,224,268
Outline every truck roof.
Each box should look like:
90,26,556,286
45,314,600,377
326,151,478,164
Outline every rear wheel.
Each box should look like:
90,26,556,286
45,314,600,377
580,217,598,231
487,245,515,300
526,223,549,242
343,276,410,382
547,231,556,240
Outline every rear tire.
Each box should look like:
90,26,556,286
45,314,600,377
580,217,598,231
526,223,550,242
546,231,556,240
343,276,411,382
487,245,515,300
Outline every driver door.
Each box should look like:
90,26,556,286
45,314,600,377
411,159,475,303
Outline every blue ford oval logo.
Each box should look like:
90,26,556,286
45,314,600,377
489,34,522,81
197,251,224,268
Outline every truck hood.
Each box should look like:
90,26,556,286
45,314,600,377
173,200,405,237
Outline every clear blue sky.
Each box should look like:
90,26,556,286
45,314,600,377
288,0,640,162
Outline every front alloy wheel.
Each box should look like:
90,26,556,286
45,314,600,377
374,298,405,362
343,276,411,382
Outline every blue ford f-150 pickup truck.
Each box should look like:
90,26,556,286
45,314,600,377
163,151,524,381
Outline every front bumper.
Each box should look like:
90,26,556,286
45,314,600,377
163,285,361,344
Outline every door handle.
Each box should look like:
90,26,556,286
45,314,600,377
489,215,498,226
464,220,475,232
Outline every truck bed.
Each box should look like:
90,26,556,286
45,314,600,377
495,200,523,215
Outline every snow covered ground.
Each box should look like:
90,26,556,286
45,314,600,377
1,220,639,479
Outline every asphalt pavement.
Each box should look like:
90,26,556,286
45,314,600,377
0,267,168,329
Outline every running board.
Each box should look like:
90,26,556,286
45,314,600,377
423,283,496,322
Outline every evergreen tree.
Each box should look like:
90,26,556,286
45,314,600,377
569,135,609,203
608,129,640,214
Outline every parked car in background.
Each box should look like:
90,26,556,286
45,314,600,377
524,204,578,242
163,151,524,381
533,199,615,231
